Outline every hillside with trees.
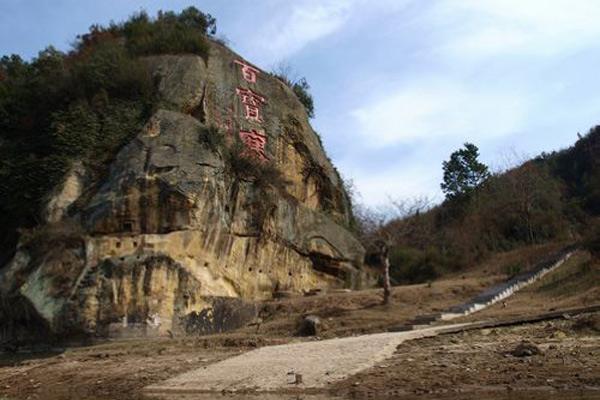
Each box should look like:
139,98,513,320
360,127,600,284
0,7,217,265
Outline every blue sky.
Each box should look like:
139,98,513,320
2,0,600,206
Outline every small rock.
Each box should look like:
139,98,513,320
551,330,567,340
511,341,542,357
286,371,303,385
480,329,492,336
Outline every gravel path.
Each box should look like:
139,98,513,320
145,323,469,394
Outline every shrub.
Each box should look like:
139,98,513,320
221,138,290,233
75,7,216,60
584,225,600,259
291,78,314,119
271,66,315,118
504,263,523,277
388,246,441,284
223,139,289,193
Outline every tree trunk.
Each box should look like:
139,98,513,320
378,242,391,305
382,255,391,305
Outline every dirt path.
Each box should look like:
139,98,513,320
145,323,470,394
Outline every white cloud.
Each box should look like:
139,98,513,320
351,82,528,147
239,0,413,65
243,0,354,64
347,163,442,207
435,0,600,58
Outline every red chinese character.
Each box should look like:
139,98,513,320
236,88,266,122
234,60,260,83
239,129,268,161
244,105,263,122
236,88,265,107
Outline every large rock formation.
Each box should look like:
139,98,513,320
0,41,367,341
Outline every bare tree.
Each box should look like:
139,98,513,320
359,196,436,303
372,240,391,305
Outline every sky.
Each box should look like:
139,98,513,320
1,0,600,207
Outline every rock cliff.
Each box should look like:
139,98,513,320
0,41,367,341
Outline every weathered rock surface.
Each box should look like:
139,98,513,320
0,41,366,342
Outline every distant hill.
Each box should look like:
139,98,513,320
371,127,600,284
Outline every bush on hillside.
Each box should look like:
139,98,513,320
75,7,216,60
271,65,315,118
584,225,600,259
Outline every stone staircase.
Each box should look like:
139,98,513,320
391,246,577,332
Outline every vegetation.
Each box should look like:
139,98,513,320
0,7,216,262
271,65,315,118
441,142,490,200
361,128,600,284
584,225,600,259
76,8,216,60
291,78,315,119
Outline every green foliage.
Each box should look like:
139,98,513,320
543,126,600,216
441,143,490,200
584,224,600,259
291,78,315,118
388,246,443,284
474,163,566,245
362,118,598,285
504,263,522,277
0,7,217,259
75,7,216,60
272,69,315,118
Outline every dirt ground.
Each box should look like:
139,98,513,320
333,313,600,399
0,277,487,400
0,248,598,400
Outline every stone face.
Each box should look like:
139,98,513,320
0,40,366,341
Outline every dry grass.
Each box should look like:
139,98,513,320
461,250,600,322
